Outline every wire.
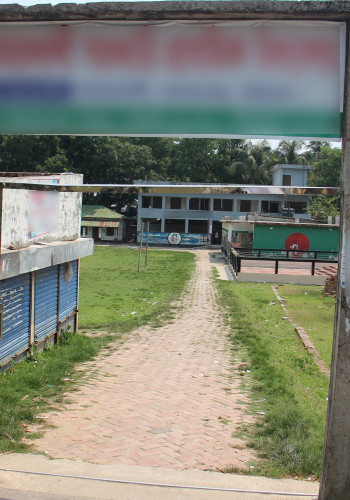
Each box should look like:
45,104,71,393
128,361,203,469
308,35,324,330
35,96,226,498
0,467,318,497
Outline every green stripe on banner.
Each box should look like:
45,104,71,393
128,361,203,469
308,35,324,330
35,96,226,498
0,105,342,138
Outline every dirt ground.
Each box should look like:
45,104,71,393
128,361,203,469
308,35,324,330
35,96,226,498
28,250,256,471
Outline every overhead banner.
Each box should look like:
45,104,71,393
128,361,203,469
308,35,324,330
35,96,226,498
0,21,345,139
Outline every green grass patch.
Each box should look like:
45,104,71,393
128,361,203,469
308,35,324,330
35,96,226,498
79,247,196,331
276,285,335,369
0,247,195,454
215,279,329,479
0,330,114,453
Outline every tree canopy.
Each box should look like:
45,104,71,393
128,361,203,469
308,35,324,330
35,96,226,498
0,135,341,209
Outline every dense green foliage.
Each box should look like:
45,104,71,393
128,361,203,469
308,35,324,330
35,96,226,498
215,278,329,478
0,136,341,210
308,146,342,187
307,195,340,222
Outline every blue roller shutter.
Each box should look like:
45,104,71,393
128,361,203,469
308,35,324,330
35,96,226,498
35,266,59,344
59,260,78,322
0,273,30,365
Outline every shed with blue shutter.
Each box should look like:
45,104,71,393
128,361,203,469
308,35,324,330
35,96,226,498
0,172,93,369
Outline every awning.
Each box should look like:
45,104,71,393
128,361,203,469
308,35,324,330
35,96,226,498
81,220,121,228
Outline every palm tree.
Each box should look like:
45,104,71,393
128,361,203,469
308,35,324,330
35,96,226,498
277,140,308,165
227,141,273,184
306,141,330,161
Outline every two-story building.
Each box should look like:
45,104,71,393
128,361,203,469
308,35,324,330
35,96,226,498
136,165,315,246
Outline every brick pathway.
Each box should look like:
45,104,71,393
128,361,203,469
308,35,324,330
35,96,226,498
29,250,255,471
241,262,338,276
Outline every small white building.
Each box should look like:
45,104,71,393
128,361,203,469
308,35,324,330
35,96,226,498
81,205,126,243
271,164,312,187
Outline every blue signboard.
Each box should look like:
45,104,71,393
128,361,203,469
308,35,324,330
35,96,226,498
137,232,210,246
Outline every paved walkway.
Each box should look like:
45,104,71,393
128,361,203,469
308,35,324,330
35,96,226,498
241,262,338,276
28,250,255,471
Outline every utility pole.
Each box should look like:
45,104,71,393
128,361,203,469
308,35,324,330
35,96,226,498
137,222,144,273
319,21,350,500
145,222,150,267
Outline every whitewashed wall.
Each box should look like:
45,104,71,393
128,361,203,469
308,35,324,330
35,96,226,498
1,173,83,249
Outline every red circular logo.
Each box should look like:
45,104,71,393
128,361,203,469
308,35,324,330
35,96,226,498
285,233,310,257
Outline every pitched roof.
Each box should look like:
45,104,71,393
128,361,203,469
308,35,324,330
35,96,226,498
82,205,124,220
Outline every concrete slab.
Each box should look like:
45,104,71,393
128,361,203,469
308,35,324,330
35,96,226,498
0,454,319,500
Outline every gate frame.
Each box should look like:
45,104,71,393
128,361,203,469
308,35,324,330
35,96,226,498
0,3,349,498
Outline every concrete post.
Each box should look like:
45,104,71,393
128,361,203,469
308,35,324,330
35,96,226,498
319,21,350,500
233,198,237,216
137,222,144,273
145,222,150,267
185,219,189,233
161,218,165,233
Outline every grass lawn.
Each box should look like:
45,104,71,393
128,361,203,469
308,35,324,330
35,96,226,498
275,285,335,369
0,246,195,454
79,247,196,331
215,277,329,479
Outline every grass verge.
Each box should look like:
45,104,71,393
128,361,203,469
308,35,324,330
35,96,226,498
215,278,329,479
79,247,196,331
275,285,335,369
0,330,114,453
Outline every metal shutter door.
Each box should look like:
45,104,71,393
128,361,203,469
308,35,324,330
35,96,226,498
59,260,78,322
35,266,59,344
0,273,30,365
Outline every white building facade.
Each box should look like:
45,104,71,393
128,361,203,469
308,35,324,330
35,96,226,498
136,165,313,246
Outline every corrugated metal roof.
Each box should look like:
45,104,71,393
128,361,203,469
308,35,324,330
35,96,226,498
82,205,124,220
0,182,340,196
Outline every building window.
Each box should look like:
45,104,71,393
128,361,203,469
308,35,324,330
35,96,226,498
188,220,208,233
164,219,185,232
283,175,292,186
152,196,162,209
261,201,280,213
142,196,151,208
170,197,182,210
106,227,115,237
286,201,307,213
189,198,209,210
213,199,221,211
142,196,163,209
213,199,233,211
239,200,251,212
222,199,233,211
